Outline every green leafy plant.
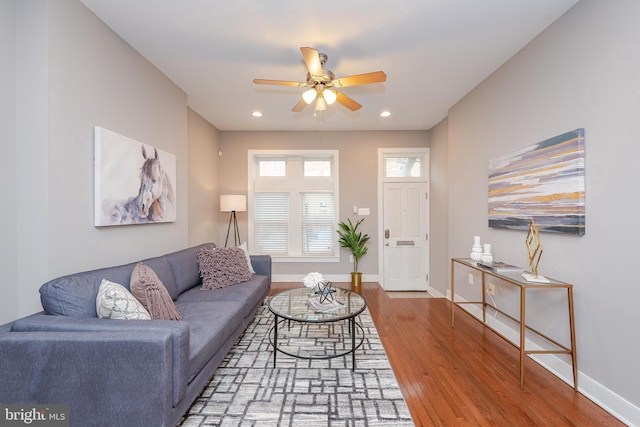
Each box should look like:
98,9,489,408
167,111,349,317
336,218,371,273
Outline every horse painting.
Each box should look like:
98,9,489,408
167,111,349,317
98,139,176,226
135,145,175,222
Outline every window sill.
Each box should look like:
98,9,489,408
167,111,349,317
271,256,340,263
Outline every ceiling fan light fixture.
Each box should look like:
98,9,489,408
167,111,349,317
315,95,327,111
302,89,317,104
324,89,337,105
254,47,387,116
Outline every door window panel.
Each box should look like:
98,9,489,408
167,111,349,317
385,156,423,178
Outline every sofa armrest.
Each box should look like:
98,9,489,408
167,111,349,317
10,314,189,407
0,330,174,426
250,255,272,285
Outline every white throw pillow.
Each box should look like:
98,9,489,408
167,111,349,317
96,279,151,320
238,241,256,274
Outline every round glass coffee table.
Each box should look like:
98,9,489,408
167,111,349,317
268,286,367,370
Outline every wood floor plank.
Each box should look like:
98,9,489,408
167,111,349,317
270,282,623,426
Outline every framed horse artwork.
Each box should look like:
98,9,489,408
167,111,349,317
94,127,177,226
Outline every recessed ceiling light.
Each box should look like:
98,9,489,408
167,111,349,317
251,111,263,117
380,111,391,117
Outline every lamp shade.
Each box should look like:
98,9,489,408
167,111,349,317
220,195,246,212
315,96,327,111
323,89,337,105
302,89,317,104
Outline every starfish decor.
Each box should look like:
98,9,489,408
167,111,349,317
314,281,336,303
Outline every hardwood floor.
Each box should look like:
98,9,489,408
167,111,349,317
270,282,623,426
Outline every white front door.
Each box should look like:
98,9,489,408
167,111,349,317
382,182,429,290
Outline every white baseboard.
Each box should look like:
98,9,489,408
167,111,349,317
427,286,446,298
272,274,378,283
447,290,639,427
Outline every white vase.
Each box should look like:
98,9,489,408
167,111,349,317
481,243,493,263
481,253,493,263
470,236,483,261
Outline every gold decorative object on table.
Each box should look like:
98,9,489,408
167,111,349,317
522,219,550,283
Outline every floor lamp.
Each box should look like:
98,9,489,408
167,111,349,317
220,195,246,248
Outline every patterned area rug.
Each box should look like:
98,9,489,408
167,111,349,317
179,298,414,426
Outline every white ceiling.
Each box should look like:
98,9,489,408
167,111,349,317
79,0,579,132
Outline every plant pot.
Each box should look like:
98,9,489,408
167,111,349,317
351,272,362,293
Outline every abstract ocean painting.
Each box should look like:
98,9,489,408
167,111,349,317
488,129,585,235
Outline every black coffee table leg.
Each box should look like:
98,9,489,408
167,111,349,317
351,317,356,370
273,314,278,368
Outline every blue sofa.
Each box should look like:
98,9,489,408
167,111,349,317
0,243,271,426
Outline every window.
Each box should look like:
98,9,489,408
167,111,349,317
253,193,288,254
301,192,334,255
385,156,423,178
258,160,286,177
249,150,339,262
304,160,331,177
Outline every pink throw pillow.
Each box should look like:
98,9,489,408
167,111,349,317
197,247,252,290
130,262,182,321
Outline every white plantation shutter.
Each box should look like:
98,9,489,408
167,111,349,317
301,192,335,255
254,193,289,254
249,150,339,260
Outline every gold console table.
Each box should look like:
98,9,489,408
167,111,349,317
450,258,578,390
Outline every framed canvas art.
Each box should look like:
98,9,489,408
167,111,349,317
488,129,585,235
94,127,177,226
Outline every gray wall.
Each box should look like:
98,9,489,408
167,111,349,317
447,0,640,422
187,107,221,245
4,0,190,319
15,0,49,322
428,117,449,297
218,131,429,280
0,0,18,324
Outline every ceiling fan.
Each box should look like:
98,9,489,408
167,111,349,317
253,47,387,112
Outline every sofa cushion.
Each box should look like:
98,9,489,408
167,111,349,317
96,279,151,320
39,254,178,318
177,274,269,320
197,247,252,290
40,263,137,317
130,263,182,321
174,300,244,382
166,243,214,298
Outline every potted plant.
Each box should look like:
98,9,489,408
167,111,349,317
336,218,370,291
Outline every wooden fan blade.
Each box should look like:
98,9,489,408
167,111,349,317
291,98,308,112
332,71,387,88
253,79,304,87
336,91,362,111
300,47,323,78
